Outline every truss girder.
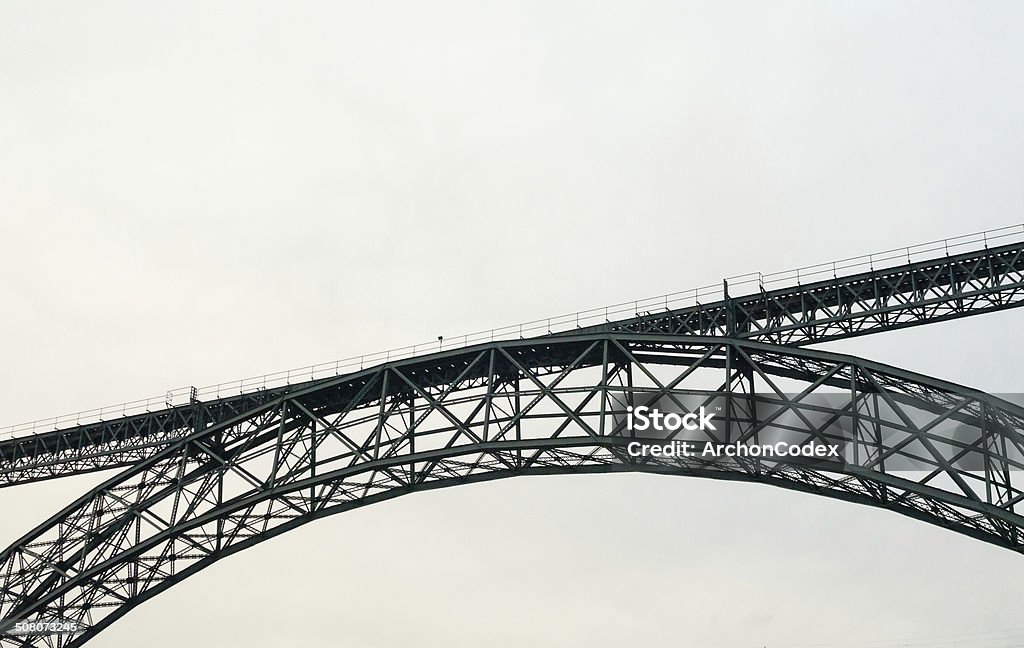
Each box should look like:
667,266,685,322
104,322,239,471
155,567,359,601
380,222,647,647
0,392,288,488
2,334,1023,647
586,240,1024,344
6,242,1024,486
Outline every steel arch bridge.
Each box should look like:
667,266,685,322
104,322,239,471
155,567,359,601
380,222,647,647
4,229,1024,646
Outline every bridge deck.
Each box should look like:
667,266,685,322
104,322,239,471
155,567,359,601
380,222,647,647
4,236,1024,486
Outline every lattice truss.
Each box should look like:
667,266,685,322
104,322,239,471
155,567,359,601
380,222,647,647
0,393,292,488
7,241,1024,489
611,241,1024,344
2,334,1023,647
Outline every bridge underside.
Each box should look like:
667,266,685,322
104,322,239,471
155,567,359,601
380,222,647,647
2,333,1023,646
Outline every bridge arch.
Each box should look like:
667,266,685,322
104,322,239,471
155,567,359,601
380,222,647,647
2,333,1023,646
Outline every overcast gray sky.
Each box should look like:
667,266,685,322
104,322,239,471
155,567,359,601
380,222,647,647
3,2,1024,647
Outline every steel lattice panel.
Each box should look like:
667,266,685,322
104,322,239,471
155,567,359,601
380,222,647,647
1,334,1022,647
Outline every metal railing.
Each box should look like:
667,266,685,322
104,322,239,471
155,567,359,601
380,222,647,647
4,223,1023,441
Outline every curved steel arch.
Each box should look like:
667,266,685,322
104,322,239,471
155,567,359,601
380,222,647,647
2,333,1024,646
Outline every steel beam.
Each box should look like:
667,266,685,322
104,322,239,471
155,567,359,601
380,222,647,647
582,239,1024,344
1,333,1022,646
4,241,1024,486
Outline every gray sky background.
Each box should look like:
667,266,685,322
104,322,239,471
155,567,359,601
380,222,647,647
3,2,1024,647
